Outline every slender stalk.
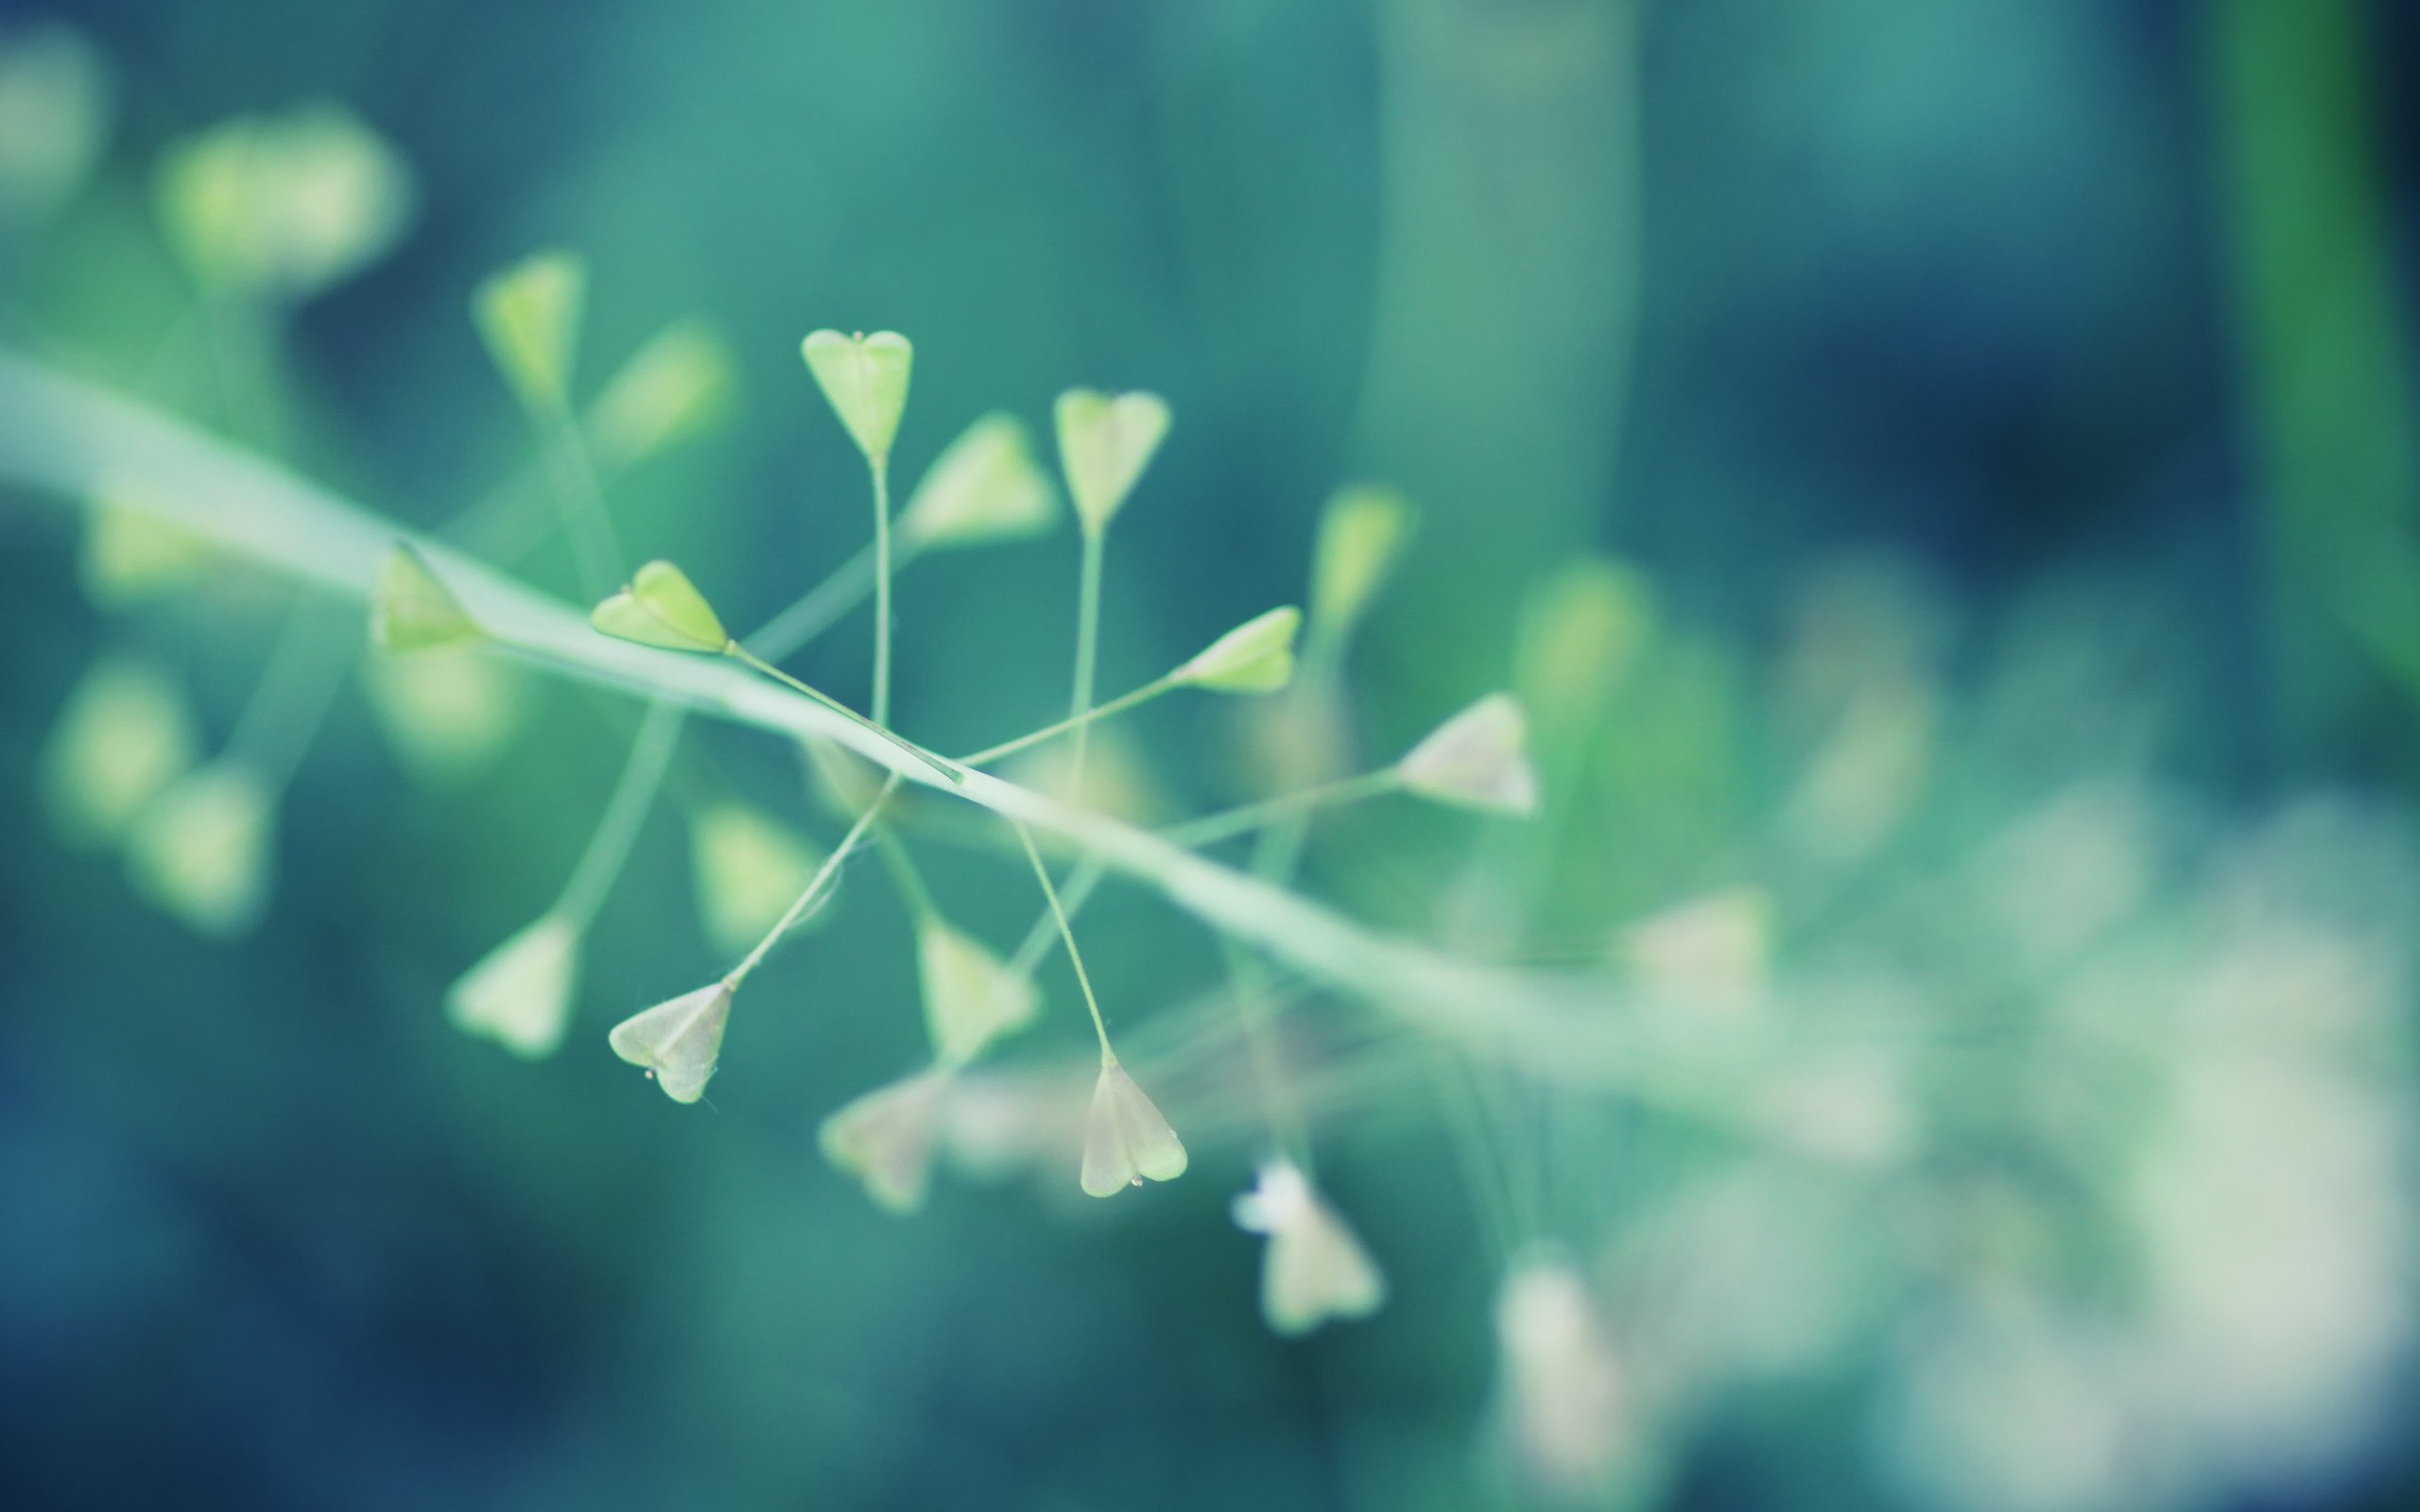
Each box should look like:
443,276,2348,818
1164,768,1405,849
727,773,899,988
871,456,893,728
873,823,937,925
555,697,687,926
1069,526,1105,800
222,593,359,791
725,644,960,783
534,393,624,604
1015,820,1115,1063
959,676,1175,767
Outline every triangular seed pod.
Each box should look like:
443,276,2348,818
1171,606,1301,694
1397,693,1540,816
445,912,580,1058
801,330,912,464
897,413,1059,550
609,981,733,1104
474,249,585,412
590,559,729,653
1054,388,1169,535
1080,1060,1187,1197
371,542,480,652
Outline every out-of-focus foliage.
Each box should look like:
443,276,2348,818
2,3,2418,1511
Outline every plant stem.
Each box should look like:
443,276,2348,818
727,772,899,989
222,593,360,792
1014,820,1114,1064
1069,525,1105,800
958,676,1175,767
1164,768,1405,849
536,393,623,604
555,697,687,927
0,352,1677,1087
724,644,960,784
873,822,937,925
870,455,893,728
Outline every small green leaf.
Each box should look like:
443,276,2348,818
918,919,1041,1065
124,762,275,938
690,801,825,958
591,319,736,470
361,648,527,786
79,489,211,607
590,559,729,653
1310,485,1414,639
802,329,912,464
819,1067,952,1214
1172,606,1300,693
371,542,480,652
1054,388,1169,534
1080,1060,1187,1197
474,249,585,412
41,654,199,850
609,981,732,1104
1233,1159,1388,1335
446,913,580,1058
897,413,1059,550
1397,693,1539,816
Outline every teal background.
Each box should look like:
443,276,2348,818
5,2,2420,1509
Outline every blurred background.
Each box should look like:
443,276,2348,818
3,0,2418,1507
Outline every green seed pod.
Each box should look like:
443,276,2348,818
801,329,913,464
474,249,585,412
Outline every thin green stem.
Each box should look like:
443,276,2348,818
958,676,1176,767
534,393,623,604
1014,821,1114,1064
873,823,937,925
222,593,358,792
1164,768,1404,849
744,540,903,662
555,697,687,927
871,456,892,728
1069,525,1104,800
725,644,960,784
727,772,900,988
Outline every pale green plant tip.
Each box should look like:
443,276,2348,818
361,648,526,786
918,918,1042,1065
1310,484,1415,638
1514,557,1653,726
371,542,481,652
155,102,415,302
819,1067,952,1214
590,559,730,653
1233,1160,1388,1335
42,654,199,850
474,249,586,413
1397,692,1540,816
1055,388,1169,535
1080,1060,1187,1197
79,490,211,606
590,319,736,471
898,413,1060,551
690,801,825,958
0,24,112,227
802,329,913,464
446,913,580,1058
608,981,733,1103
1173,605,1302,693
124,762,276,938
